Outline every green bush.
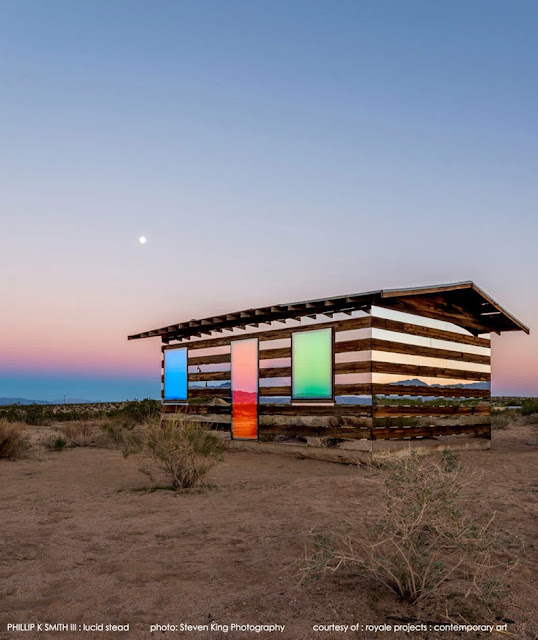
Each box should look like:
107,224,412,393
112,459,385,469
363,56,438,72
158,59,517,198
107,399,161,427
520,398,538,416
47,436,67,451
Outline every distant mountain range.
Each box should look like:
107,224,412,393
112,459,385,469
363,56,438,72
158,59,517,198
395,379,489,390
0,397,99,406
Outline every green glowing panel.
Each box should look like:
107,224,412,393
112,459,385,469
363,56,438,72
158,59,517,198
292,328,333,399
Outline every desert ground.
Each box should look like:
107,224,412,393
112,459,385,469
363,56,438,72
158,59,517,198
0,419,537,640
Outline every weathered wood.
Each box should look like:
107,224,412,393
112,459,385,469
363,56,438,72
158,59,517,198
373,405,491,417
259,383,373,396
259,424,371,438
379,293,494,336
371,338,490,365
334,361,371,374
371,316,490,348
165,316,372,351
371,422,491,440
372,384,490,398
334,338,371,353
188,371,231,382
259,386,291,396
188,388,231,398
259,347,291,360
371,361,490,382
259,405,372,417
163,403,231,415
188,352,231,365
334,383,373,395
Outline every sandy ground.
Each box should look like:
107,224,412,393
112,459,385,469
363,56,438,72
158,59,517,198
0,423,537,640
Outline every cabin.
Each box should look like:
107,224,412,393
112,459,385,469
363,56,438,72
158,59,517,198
128,282,528,459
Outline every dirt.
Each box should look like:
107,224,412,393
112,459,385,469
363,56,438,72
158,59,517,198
0,423,537,640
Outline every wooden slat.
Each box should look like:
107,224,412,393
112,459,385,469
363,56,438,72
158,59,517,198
259,383,374,397
371,338,490,365
334,338,371,353
259,347,291,360
259,404,372,417
188,371,231,382
260,424,371,438
259,361,372,378
259,367,291,378
188,352,230,365
373,405,491,417
372,384,489,398
167,316,372,351
334,361,371,374
335,383,372,395
188,388,231,398
259,386,291,396
371,316,490,348
371,423,490,440
371,361,490,382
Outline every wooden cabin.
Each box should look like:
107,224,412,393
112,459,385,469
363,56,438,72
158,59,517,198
128,282,528,456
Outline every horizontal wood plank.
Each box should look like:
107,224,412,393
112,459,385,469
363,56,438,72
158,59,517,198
371,361,490,382
188,352,230,365
371,338,490,365
165,316,371,351
259,424,371,438
371,423,491,440
372,384,490,398
371,316,490,348
373,405,491,417
259,405,372,417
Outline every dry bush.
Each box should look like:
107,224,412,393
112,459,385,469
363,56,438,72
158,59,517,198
302,451,517,609
0,419,29,459
491,411,510,430
123,418,224,489
61,421,101,447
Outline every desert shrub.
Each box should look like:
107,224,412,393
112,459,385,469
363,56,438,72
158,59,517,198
61,421,100,447
0,405,27,422
99,421,135,448
23,405,52,425
107,399,161,428
302,451,515,607
124,418,224,489
491,412,510,430
47,435,67,451
0,419,29,459
520,398,538,416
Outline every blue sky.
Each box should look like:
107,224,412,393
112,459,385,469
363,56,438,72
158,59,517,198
1,0,536,400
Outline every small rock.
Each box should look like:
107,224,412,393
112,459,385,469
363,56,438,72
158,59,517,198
527,438,538,445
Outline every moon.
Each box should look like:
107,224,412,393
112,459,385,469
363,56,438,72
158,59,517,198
139,236,147,245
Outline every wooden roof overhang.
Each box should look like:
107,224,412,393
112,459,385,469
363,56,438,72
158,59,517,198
128,281,529,343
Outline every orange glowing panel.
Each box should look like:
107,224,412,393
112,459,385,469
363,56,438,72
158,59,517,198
231,338,258,440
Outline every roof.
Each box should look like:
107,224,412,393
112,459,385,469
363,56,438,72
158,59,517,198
128,281,529,342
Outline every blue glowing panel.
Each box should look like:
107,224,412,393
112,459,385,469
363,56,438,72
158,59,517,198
164,348,188,401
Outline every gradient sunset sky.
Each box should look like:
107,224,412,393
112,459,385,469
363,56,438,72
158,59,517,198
1,0,536,401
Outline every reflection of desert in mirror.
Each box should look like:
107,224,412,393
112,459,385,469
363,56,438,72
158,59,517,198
231,339,258,439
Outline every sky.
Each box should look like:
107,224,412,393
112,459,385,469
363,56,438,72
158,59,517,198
1,0,536,401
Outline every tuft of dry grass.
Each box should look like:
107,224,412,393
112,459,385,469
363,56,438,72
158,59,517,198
301,451,518,615
0,418,30,459
61,421,102,447
123,418,225,490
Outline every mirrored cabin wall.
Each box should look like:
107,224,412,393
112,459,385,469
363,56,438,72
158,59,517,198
370,306,491,440
161,310,374,440
160,306,491,442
